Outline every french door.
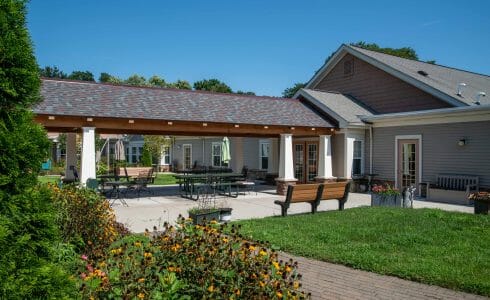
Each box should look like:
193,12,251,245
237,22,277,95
293,141,318,184
397,139,419,191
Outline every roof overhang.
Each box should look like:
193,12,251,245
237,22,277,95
35,114,336,137
301,44,468,107
361,105,490,127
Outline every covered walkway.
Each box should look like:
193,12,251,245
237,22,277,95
34,79,338,193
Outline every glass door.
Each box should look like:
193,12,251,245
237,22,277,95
183,144,192,170
293,142,319,184
397,139,419,190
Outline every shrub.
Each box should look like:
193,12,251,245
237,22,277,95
78,219,309,299
371,184,400,195
50,184,129,260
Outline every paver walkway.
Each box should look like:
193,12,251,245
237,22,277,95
280,252,487,300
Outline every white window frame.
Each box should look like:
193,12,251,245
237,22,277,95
211,142,222,167
259,140,270,170
352,140,364,176
162,146,171,165
183,144,192,170
394,134,422,195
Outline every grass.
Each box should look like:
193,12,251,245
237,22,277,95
37,175,61,184
150,173,178,185
236,207,490,296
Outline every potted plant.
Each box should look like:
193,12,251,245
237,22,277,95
188,206,221,225
371,184,402,207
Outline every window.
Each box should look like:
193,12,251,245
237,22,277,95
162,146,170,165
352,140,363,176
212,143,222,167
259,141,270,170
131,146,137,163
183,144,192,170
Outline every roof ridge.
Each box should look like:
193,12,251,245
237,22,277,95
347,45,490,78
40,77,294,101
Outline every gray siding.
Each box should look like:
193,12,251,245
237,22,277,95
372,121,490,187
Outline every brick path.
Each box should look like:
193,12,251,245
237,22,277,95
280,253,487,300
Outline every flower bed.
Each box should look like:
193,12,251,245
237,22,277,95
371,184,402,207
78,218,309,299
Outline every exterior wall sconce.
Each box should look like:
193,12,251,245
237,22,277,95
202,123,207,127
167,121,173,125
86,117,93,122
48,116,55,120
289,127,295,130
458,139,466,146
234,124,240,128
128,119,135,124
264,126,269,129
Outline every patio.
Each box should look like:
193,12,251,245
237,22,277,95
111,183,474,233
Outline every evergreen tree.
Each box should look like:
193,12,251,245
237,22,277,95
0,0,74,297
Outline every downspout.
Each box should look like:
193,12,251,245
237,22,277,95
369,125,373,174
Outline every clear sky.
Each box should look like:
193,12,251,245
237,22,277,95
27,0,490,96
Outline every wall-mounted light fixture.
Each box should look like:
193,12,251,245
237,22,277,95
48,116,55,120
128,119,135,124
86,117,93,122
458,138,466,146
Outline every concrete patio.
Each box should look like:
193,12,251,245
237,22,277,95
112,184,475,233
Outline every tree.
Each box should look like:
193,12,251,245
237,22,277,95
125,74,147,86
0,0,74,297
68,70,95,81
99,72,112,83
148,75,167,87
169,79,192,90
351,41,418,60
282,82,306,98
193,78,233,93
39,65,68,79
236,90,256,96
143,135,173,164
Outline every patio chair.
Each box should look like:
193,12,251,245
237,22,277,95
131,169,154,198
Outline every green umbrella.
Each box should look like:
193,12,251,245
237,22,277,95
221,137,231,164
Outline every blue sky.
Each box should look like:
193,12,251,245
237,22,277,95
27,0,490,96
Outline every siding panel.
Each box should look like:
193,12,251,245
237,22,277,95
372,121,490,187
314,54,452,114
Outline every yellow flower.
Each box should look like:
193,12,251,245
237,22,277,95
144,252,152,258
134,241,142,247
259,281,266,287
210,220,218,224
137,292,145,299
138,278,145,283
272,261,280,270
207,285,214,292
249,245,256,251
276,291,283,298
259,250,268,256
222,237,229,243
234,289,240,296
293,281,300,289
99,261,106,268
285,266,292,273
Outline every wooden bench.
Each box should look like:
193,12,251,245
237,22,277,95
274,182,351,217
117,167,156,183
426,174,479,205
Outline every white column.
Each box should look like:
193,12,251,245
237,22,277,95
277,134,295,180
64,133,77,180
231,137,244,173
317,135,334,179
345,135,355,179
80,127,96,185
268,138,279,174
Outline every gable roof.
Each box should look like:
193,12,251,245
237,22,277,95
304,44,490,107
298,89,373,128
35,79,335,128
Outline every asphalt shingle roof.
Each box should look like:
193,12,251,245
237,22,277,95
301,89,373,125
35,79,334,128
349,45,490,106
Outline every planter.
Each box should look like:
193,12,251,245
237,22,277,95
219,208,233,222
188,209,221,225
371,193,402,207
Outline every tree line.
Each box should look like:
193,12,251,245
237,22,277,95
39,66,256,95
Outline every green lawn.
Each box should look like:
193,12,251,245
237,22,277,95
37,175,61,184
150,173,178,185
236,207,490,296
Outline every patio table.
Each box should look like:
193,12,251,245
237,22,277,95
174,173,243,200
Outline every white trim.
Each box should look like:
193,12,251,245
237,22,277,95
259,140,270,170
362,105,490,127
211,142,222,167
394,135,422,194
182,144,192,170
304,44,467,107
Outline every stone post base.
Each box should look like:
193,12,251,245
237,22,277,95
275,178,298,195
315,177,338,183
